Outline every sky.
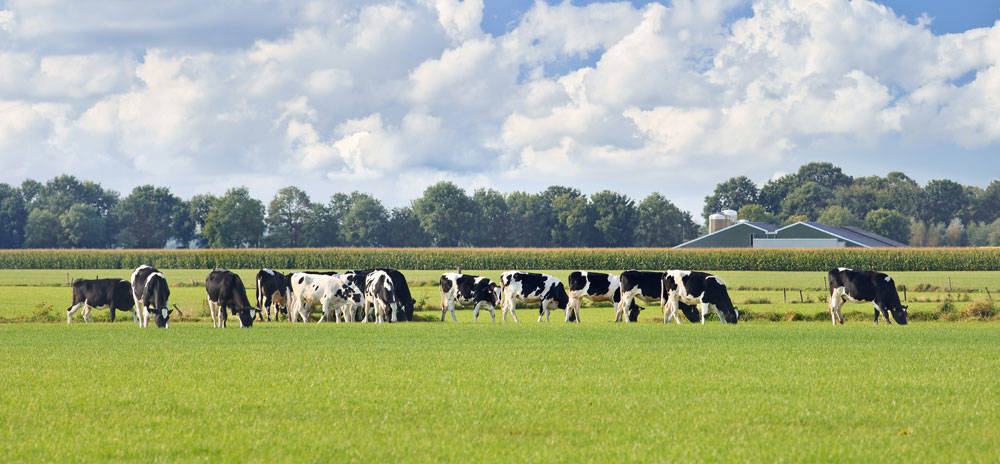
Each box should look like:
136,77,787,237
1,0,998,216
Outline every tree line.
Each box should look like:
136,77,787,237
0,176,698,249
702,162,1000,246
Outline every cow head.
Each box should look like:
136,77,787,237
627,303,644,322
889,305,908,325
237,308,261,327
152,308,173,328
719,306,739,324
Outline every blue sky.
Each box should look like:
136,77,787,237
0,0,997,214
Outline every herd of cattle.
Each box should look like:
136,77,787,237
65,266,909,327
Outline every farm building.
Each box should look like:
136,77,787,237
674,218,907,249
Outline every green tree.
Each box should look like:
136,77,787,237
817,205,862,227
170,201,196,248
759,174,799,216
0,184,27,248
384,207,431,247
973,181,1000,223
591,190,637,247
737,204,778,224
702,176,760,220
832,183,879,219
201,187,265,248
412,182,476,246
61,204,107,248
188,193,217,247
781,182,831,220
796,162,853,191
550,191,598,246
909,220,928,246
265,187,313,247
301,204,339,247
338,193,388,247
923,179,968,224
881,172,925,219
505,191,553,247
113,185,182,248
634,193,699,247
23,209,64,248
864,209,911,244
943,218,965,246
783,214,810,226
471,188,508,246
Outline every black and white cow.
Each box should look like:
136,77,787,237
66,278,135,323
439,273,502,322
365,270,401,323
288,272,360,323
130,265,173,328
499,271,569,323
618,270,700,323
566,271,641,323
828,268,908,325
661,271,739,324
345,269,415,322
255,269,290,322
206,269,261,328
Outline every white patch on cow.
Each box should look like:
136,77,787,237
885,276,892,282
263,268,275,276
708,275,725,287
838,267,851,272
161,308,168,319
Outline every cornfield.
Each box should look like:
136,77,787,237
0,247,997,271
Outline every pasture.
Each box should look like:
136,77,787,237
1,323,999,461
1,268,998,461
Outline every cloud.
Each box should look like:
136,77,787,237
0,0,997,213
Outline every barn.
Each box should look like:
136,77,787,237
674,220,906,249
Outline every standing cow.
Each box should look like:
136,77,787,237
256,269,289,321
499,271,569,323
566,271,641,323
66,278,135,323
661,271,739,324
206,269,261,328
365,270,400,323
618,270,700,323
288,272,360,323
130,265,173,328
828,268,908,325
439,273,502,322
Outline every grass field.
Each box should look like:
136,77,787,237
1,269,995,322
1,323,998,462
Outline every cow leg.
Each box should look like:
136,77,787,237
66,302,84,324
448,300,458,322
489,307,496,322
878,305,892,326
132,296,140,324
873,306,880,325
207,298,218,328
141,307,148,328
615,296,626,323
81,304,91,323
109,306,116,323
473,301,481,322
699,303,709,325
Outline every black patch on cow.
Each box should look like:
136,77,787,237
206,269,260,328
256,269,290,321
829,268,907,325
67,278,135,322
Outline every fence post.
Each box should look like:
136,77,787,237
903,285,907,302
783,288,787,304
986,287,993,302
948,277,953,292
799,289,804,303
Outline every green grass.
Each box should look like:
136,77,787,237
1,323,998,462
2,269,996,322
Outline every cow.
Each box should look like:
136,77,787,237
566,271,641,323
130,265,173,328
66,278,135,324
255,269,290,322
498,271,569,323
287,272,360,323
439,273,502,322
661,271,739,324
828,268,908,325
364,270,401,323
618,270,700,323
343,269,415,322
206,269,261,328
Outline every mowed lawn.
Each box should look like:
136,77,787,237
1,323,998,462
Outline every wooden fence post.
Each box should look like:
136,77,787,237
783,288,787,304
799,289,804,303
903,285,907,302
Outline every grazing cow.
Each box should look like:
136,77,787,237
255,269,290,322
661,271,739,324
365,270,401,323
343,269,415,322
288,272,360,323
499,271,569,323
618,270,700,323
439,273,502,322
66,279,135,323
130,265,173,328
566,271,641,323
828,268,908,325
206,269,261,328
